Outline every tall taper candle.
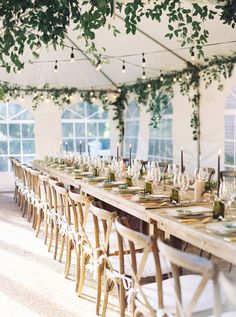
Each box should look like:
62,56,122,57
129,144,132,167
117,143,119,161
180,146,184,173
217,149,221,196
88,144,91,158
79,140,82,155
65,141,68,154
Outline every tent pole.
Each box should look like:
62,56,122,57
197,86,201,169
115,13,193,66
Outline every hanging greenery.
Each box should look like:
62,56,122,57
0,1,235,72
1,52,236,142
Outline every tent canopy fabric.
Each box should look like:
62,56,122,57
0,2,235,91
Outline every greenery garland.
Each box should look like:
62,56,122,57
0,1,235,72
0,53,236,143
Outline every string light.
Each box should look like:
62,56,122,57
142,67,146,80
79,95,83,102
92,95,97,103
35,35,41,54
142,53,146,67
40,93,44,100
122,60,126,74
191,50,195,61
46,95,50,102
90,90,94,96
173,76,177,82
70,47,75,63
34,90,37,97
178,77,182,82
160,73,164,82
96,59,101,71
104,95,109,101
186,74,190,80
17,68,21,74
54,60,58,73
14,88,17,94
147,83,151,88
117,88,121,93
21,95,24,101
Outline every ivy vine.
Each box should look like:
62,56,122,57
0,1,235,72
0,52,236,142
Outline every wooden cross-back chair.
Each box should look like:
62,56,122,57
47,177,59,255
89,201,118,316
50,181,70,262
68,190,93,293
34,174,49,238
157,239,222,317
113,216,171,317
29,168,41,230
220,170,236,181
206,272,236,317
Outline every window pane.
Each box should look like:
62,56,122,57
160,140,165,157
22,124,34,138
86,103,99,118
63,139,74,152
23,156,35,164
75,139,86,153
87,123,97,137
0,124,7,140
62,123,73,138
98,123,109,137
75,123,85,137
9,124,21,139
148,139,155,156
0,157,8,171
0,104,7,119
225,115,234,139
166,119,172,138
225,141,234,165
0,141,7,155
166,140,173,158
99,139,110,150
23,140,35,154
9,140,21,154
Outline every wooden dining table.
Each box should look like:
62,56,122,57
32,160,236,265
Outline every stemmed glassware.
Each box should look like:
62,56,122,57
177,172,190,203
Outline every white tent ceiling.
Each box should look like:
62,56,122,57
1,2,236,90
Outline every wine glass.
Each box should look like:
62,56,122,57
178,172,190,203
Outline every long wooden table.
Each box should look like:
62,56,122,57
33,160,236,265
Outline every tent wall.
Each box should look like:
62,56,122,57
1,70,235,183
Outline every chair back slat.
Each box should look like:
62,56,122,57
158,239,220,317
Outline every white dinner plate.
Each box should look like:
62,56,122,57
98,181,125,188
206,222,236,235
167,206,212,218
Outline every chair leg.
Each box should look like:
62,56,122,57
59,235,65,263
32,206,37,229
102,278,112,317
54,224,59,260
22,198,27,217
77,251,87,296
119,282,126,317
35,210,42,237
75,244,81,293
65,238,72,278
96,265,103,315
44,216,49,245
48,219,54,252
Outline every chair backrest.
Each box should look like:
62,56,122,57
30,169,41,197
220,170,236,181
115,216,164,315
69,190,93,234
39,174,49,203
219,272,236,308
90,201,117,256
157,239,221,317
47,177,59,209
53,182,70,223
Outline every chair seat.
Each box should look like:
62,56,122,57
136,274,217,314
109,251,171,278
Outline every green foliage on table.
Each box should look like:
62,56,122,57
204,180,217,192
0,1,234,72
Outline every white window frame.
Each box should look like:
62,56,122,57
224,106,236,169
61,102,110,153
148,105,173,162
0,103,35,172
124,100,140,159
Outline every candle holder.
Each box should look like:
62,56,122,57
170,187,180,204
144,182,153,194
108,171,116,182
213,198,225,219
125,176,133,187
